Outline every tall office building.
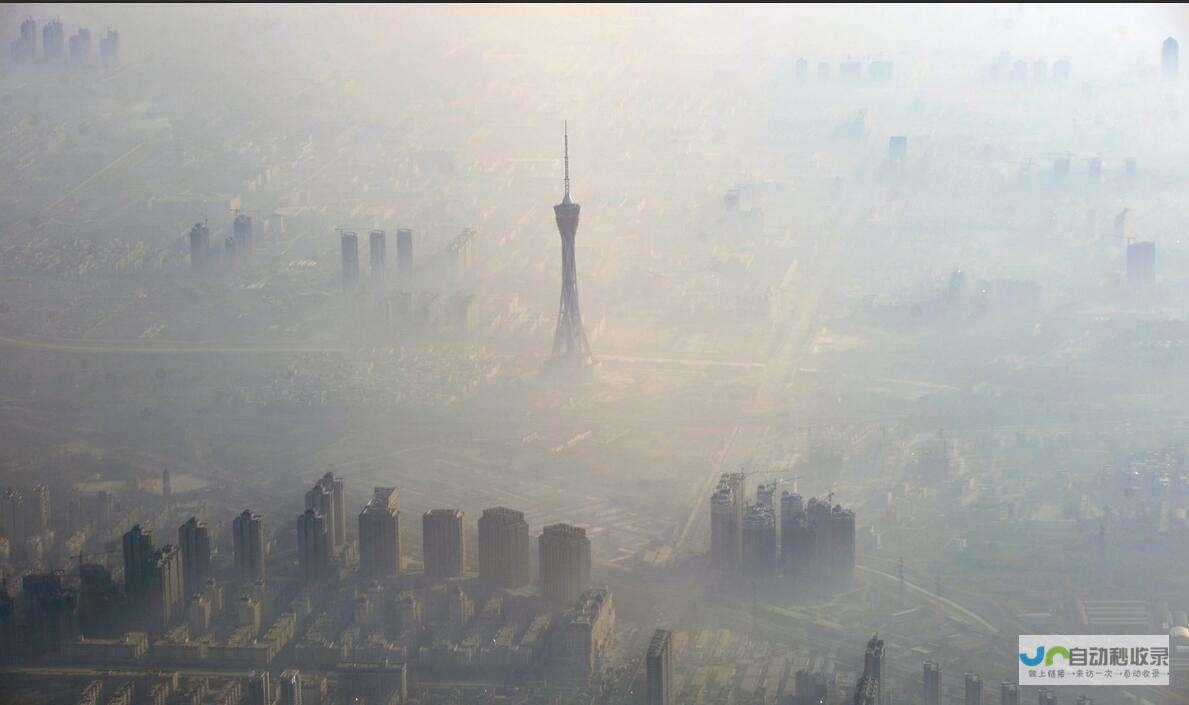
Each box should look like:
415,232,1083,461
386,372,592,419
177,517,211,598
1000,682,1018,705
889,136,907,165
233,510,266,582
710,472,746,571
965,674,983,705
539,523,591,608
369,230,386,282
422,509,466,579
477,507,531,588
645,629,674,705
122,525,154,612
396,229,413,283
923,661,941,705
162,466,172,497
305,473,345,548
189,221,210,273
297,509,331,584
1163,37,1179,80
341,232,360,289
278,671,301,705
359,487,400,577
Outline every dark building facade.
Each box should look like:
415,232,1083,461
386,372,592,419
645,629,674,705
477,506,531,589
359,487,400,578
539,523,591,608
233,510,266,583
422,509,465,579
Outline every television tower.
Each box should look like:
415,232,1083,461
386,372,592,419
551,123,591,364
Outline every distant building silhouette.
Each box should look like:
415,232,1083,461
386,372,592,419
99,29,119,67
965,673,983,705
43,20,63,62
1127,241,1156,285
341,231,359,289
396,228,413,284
10,18,36,64
68,28,91,66
1163,37,1179,80
189,221,210,273
1001,682,1019,705
369,230,386,282
923,661,941,705
234,213,253,254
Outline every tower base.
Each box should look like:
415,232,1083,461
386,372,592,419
541,353,597,382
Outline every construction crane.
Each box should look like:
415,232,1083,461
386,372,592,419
739,466,801,496
71,548,118,568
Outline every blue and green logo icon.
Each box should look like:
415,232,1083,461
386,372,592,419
1019,645,1069,667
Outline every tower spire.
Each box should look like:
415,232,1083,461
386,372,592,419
563,121,570,200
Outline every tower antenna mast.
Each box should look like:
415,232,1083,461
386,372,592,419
563,121,570,200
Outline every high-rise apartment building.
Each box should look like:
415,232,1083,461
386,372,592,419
233,510,266,582
477,507,531,588
297,509,331,583
645,629,674,705
539,523,591,608
422,509,466,579
359,487,400,577
178,517,211,598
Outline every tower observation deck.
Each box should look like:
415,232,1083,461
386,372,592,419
552,123,591,364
